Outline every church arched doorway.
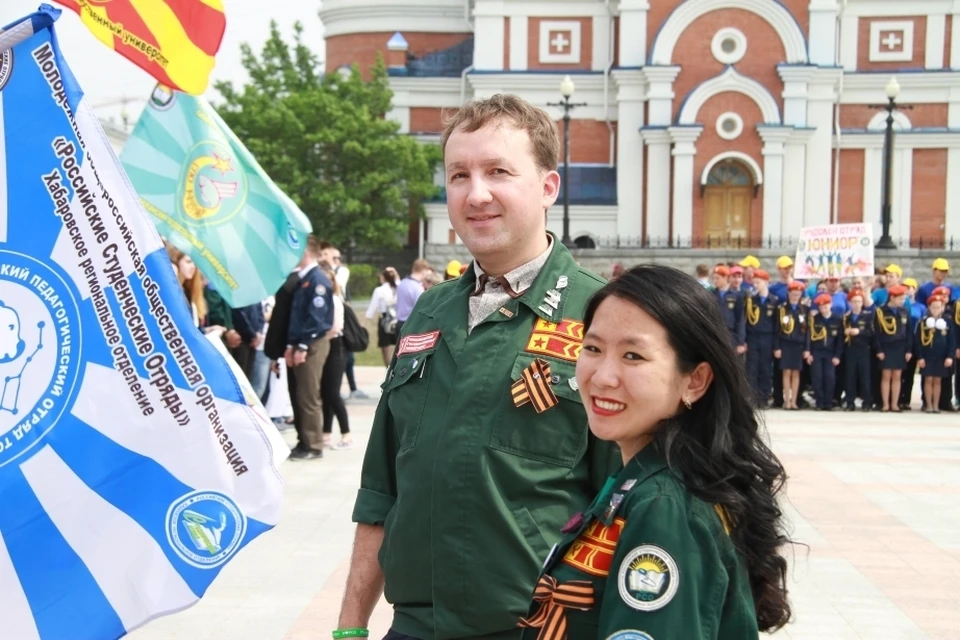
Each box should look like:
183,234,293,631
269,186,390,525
702,159,754,245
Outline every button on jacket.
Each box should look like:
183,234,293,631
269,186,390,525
521,444,758,640
352,238,619,640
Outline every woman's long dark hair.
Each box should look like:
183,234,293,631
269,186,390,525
382,267,399,291
583,264,792,631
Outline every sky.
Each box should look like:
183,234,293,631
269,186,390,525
4,1,326,130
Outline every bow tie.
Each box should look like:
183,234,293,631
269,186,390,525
472,273,522,299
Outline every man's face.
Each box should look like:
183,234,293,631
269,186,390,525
778,266,792,281
730,273,743,289
934,268,948,282
321,248,341,266
713,273,728,289
886,272,901,286
752,278,768,295
444,121,559,266
827,278,840,293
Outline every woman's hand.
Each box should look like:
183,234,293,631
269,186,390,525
773,349,781,359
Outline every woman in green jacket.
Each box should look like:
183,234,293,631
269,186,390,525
521,264,792,640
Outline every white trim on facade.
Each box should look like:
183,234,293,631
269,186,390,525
509,16,529,71
390,78,464,109
868,21,915,63
757,125,794,240
677,66,781,125
842,0,960,17
948,102,960,240
319,0,471,37
475,14,506,70
716,112,744,140
927,14,948,69
711,27,748,65
641,128,673,240
466,74,618,120
539,20,582,64
618,0,650,67
700,151,764,186
649,0,808,65
643,66,682,125
840,12,859,71
669,126,704,243
808,0,840,66
835,131,960,149
866,109,914,131
613,69,647,238
841,71,960,103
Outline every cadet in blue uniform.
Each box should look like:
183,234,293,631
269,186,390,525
769,257,794,409
521,265,792,640
773,281,808,410
874,284,911,413
804,293,844,411
712,266,746,355
842,289,874,412
915,293,956,413
745,269,778,406
287,239,335,459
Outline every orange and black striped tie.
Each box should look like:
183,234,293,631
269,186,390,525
511,358,559,413
518,575,595,640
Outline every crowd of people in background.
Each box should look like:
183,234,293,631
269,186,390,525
609,255,960,414
163,236,455,461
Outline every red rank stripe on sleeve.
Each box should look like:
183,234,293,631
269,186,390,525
396,330,440,355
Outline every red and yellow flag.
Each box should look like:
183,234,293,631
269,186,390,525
57,0,225,95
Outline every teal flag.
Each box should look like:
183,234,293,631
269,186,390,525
120,85,312,307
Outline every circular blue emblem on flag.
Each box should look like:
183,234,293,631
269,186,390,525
0,251,81,468
0,49,14,92
176,140,248,228
287,221,301,250
166,490,247,569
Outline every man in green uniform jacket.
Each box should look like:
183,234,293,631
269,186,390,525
336,95,618,640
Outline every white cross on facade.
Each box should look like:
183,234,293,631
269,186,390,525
550,31,571,53
881,31,903,50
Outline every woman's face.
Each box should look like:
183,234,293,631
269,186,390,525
788,289,802,304
178,255,196,281
576,296,689,460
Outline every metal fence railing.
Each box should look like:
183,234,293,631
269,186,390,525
569,235,960,251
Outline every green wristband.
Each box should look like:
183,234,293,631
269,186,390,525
333,629,369,640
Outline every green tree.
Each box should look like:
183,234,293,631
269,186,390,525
214,22,442,252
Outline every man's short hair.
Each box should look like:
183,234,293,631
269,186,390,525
411,258,432,274
305,235,321,256
441,94,560,174
319,240,334,251
695,264,710,278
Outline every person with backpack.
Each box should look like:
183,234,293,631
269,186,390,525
365,267,400,366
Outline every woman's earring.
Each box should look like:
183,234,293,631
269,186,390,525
683,397,692,410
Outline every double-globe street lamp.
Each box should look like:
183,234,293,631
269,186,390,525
877,76,901,250
548,75,587,248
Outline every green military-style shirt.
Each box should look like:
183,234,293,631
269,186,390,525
520,444,758,640
353,238,619,640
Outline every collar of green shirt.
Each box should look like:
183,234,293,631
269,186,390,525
591,443,669,526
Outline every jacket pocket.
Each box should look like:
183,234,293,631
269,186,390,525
383,350,435,451
490,354,587,467
512,505,551,562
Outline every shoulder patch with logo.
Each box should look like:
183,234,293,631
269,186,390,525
396,330,440,355
562,517,626,577
525,318,584,362
617,545,679,611
605,632,655,640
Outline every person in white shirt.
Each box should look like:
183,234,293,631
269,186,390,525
365,267,400,366
321,269,353,450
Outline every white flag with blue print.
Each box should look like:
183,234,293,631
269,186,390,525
0,7,284,639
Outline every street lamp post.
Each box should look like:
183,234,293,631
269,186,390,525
877,76,900,250
548,75,586,248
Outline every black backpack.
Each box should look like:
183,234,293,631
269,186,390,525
341,303,369,353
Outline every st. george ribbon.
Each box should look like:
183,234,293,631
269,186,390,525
0,6,284,639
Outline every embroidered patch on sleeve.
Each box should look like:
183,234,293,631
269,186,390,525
617,545,679,612
525,318,584,362
511,358,559,413
562,517,626,577
605,631,655,640
396,330,440,356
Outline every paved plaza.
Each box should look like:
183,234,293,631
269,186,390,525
130,367,960,640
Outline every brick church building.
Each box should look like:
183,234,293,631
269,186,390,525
319,0,960,250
